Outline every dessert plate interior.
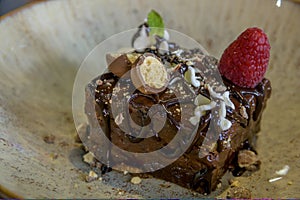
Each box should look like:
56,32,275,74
0,0,299,198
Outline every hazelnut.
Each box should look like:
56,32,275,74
107,54,132,77
106,53,121,66
131,53,169,94
126,53,140,64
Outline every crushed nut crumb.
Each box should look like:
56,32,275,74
227,186,251,198
96,79,103,85
238,150,259,169
43,135,55,144
86,170,98,182
83,152,96,166
240,106,248,119
131,176,142,184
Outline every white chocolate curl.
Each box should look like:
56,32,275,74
276,165,290,176
189,82,235,131
158,40,169,55
133,25,150,52
223,91,235,109
185,66,201,87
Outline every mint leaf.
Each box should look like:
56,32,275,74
147,10,165,37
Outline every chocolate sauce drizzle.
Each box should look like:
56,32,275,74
226,78,271,122
192,167,211,194
93,72,193,153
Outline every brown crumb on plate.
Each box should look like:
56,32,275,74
226,186,251,198
43,134,55,144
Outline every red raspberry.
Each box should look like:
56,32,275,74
218,27,270,88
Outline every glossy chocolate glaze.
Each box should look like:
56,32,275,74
84,47,271,194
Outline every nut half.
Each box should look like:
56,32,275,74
107,54,132,77
131,53,169,94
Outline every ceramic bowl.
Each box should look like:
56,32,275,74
0,0,299,198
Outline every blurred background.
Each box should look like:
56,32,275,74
0,0,32,16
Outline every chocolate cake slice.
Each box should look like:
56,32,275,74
81,11,271,194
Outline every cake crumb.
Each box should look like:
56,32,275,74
226,186,251,198
159,183,171,188
239,106,248,119
287,181,293,185
59,141,69,147
117,189,126,195
49,153,58,160
96,79,103,85
86,170,98,182
229,180,240,187
83,152,96,166
123,170,129,175
43,134,55,144
238,149,259,170
131,176,142,184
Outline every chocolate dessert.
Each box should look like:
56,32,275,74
81,11,271,194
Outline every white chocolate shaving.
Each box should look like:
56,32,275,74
189,115,200,126
194,102,216,118
269,177,282,183
133,25,150,52
115,113,124,125
219,101,227,118
194,94,210,106
222,91,235,109
206,84,223,100
164,30,170,40
276,0,281,7
190,101,216,126
185,66,200,87
276,165,290,176
172,49,184,57
158,40,169,54
219,117,232,131
190,84,235,131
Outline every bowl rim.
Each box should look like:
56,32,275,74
0,184,23,199
0,0,46,22
0,0,299,198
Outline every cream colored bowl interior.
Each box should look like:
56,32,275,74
0,0,299,198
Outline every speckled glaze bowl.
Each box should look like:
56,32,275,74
0,0,299,198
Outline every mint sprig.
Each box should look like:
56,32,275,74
147,10,165,38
